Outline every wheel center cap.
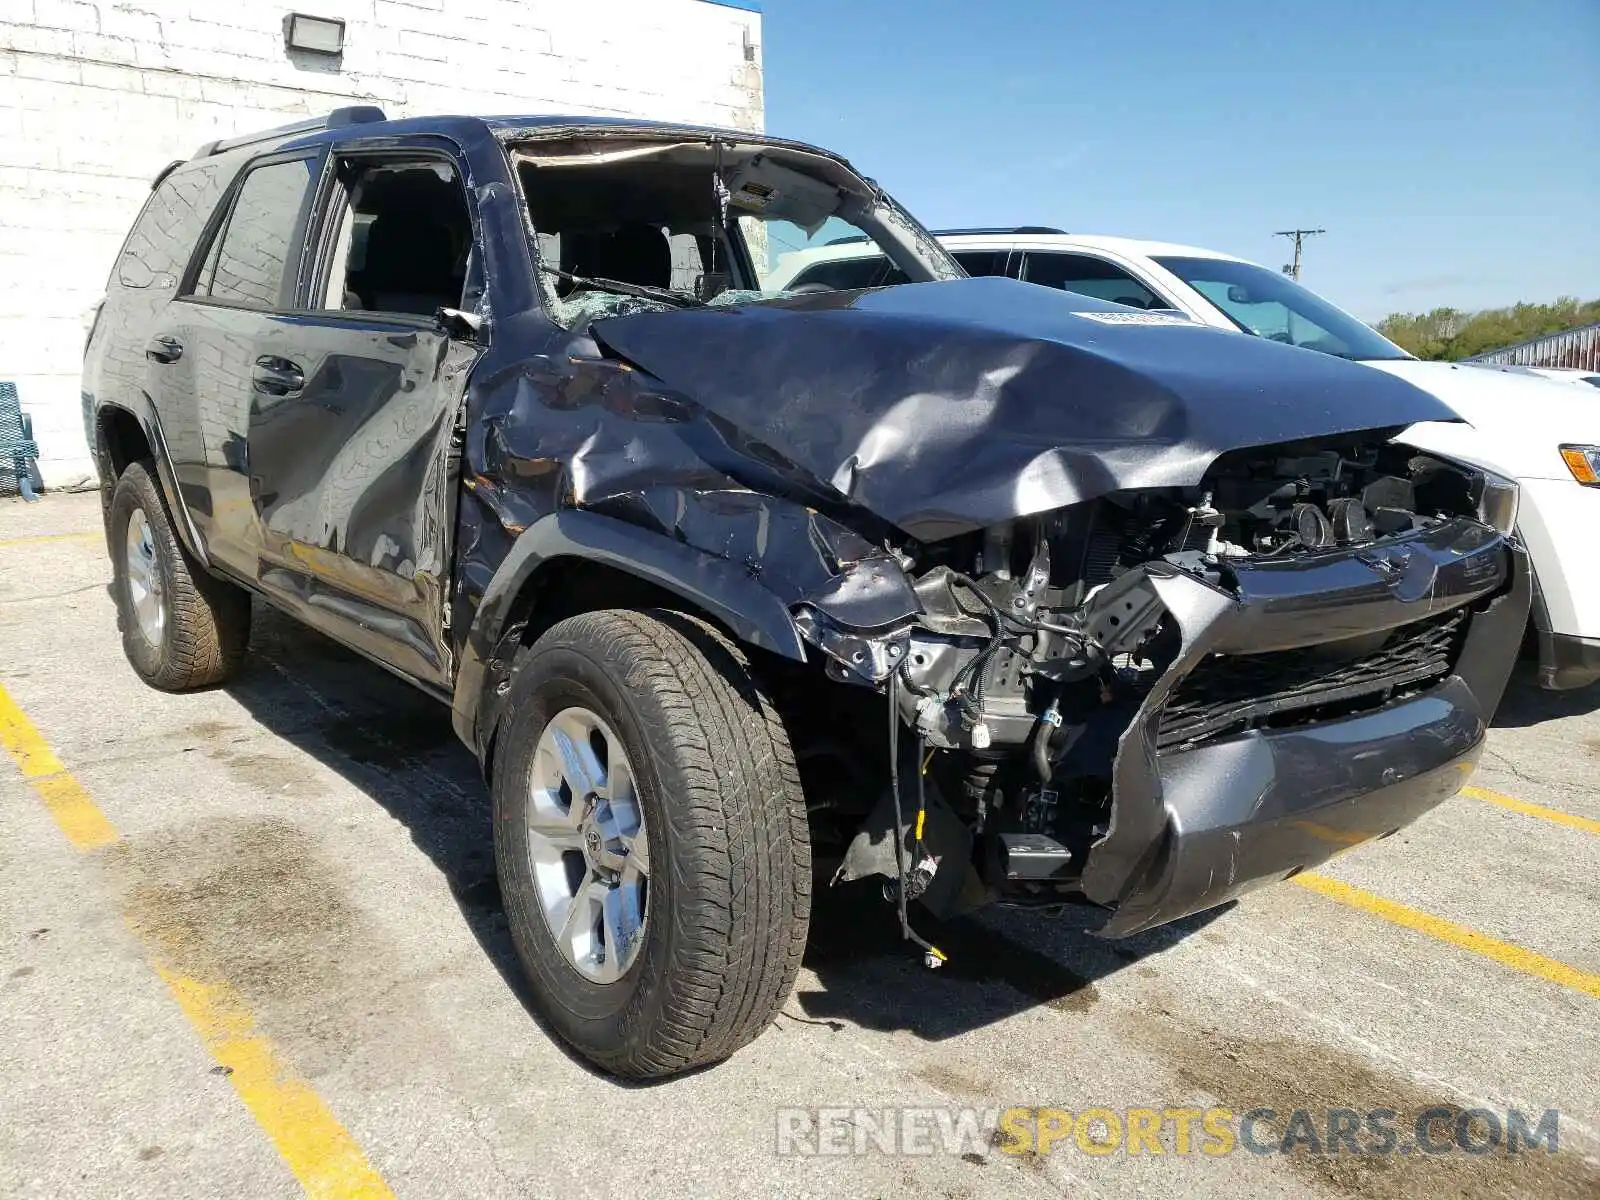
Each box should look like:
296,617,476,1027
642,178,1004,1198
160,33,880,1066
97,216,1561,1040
577,797,607,872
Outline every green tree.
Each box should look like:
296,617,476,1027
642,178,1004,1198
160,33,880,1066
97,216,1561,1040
1377,296,1600,360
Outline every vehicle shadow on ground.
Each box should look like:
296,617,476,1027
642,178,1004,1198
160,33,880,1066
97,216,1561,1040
795,880,1224,1039
1492,661,1600,728
220,603,606,1072
224,603,1220,1067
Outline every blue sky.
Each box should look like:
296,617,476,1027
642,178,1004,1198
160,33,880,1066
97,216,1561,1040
758,0,1599,321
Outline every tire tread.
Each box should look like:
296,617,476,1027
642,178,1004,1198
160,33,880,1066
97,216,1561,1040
110,460,249,690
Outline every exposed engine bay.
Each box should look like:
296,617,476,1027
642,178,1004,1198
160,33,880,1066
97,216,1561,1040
787,434,1519,944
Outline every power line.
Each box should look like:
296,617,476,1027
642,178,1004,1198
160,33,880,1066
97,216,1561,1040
1274,228,1325,280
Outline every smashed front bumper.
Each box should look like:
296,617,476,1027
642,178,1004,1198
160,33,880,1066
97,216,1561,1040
1081,520,1530,938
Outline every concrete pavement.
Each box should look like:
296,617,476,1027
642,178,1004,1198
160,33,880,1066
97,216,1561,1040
2,491,1596,1199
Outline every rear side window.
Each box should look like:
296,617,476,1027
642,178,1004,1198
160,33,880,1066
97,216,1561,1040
786,254,908,291
114,163,227,292
190,158,317,309
1024,252,1165,310
952,250,1013,278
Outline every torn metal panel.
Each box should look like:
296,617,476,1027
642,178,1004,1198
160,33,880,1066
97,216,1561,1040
450,337,923,744
458,347,911,608
589,276,1462,540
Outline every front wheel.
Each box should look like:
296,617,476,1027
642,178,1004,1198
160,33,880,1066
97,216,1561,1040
492,608,810,1079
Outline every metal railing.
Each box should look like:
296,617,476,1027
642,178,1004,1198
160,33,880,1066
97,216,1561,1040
1467,322,1600,371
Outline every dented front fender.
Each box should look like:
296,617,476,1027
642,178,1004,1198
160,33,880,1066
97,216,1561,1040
451,508,811,757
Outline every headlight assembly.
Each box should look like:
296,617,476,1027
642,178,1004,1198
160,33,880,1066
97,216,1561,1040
1559,445,1600,487
1476,467,1520,536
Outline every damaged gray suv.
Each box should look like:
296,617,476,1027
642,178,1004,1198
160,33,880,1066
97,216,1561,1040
86,108,1529,1079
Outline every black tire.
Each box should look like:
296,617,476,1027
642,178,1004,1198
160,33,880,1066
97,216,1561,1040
492,608,811,1079
109,460,250,690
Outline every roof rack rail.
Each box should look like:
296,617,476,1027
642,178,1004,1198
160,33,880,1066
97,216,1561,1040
930,225,1068,237
150,158,185,190
195,105,388,158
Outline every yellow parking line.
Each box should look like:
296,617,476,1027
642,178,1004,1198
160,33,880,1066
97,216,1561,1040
159,968,395,1200
0,682,395,1199
0,530,100,548
0,687,117,850
1462,784,1600,836
30,771,120,851
1294,872,1600,1000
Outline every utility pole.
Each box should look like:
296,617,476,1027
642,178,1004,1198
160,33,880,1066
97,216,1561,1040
1274,228,1324,280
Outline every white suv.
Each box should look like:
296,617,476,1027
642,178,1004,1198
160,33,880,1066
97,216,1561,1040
772,229,1600,689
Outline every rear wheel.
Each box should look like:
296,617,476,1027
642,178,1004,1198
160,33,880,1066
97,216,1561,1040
109,460,250,690
492,608,810,1079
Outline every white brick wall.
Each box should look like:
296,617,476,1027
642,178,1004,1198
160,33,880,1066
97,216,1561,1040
0,0,764,486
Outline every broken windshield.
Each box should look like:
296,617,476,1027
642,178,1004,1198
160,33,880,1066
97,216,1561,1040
511,135,959,329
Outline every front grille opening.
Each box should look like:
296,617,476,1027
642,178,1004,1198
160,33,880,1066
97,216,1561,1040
1156,606,1471,752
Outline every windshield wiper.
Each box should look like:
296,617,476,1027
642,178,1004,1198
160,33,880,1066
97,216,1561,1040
540,265,705,309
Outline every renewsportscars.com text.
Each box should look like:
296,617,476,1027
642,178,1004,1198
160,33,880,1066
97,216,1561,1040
774,1105,1562,1158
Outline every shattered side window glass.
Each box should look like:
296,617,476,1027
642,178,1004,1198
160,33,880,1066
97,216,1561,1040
706,290,769,307
554,290,676,328
874,200,963,284
555,288,769,330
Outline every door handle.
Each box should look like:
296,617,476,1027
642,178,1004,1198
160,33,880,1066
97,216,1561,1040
252,356,305,397
144,334,183,364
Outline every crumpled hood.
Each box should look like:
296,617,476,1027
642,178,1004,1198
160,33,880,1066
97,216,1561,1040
593,277,1460,540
